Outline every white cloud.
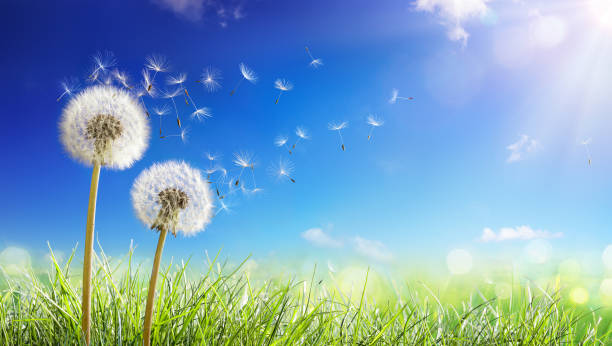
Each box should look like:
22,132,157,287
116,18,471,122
352,236,393,262
152,0,245,24
506,134,539,163
301,228,343,248
415,0,491,46
480,226,563,242
152,0,206,21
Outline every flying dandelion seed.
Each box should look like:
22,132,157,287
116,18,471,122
59,85,150,344
167,73,189,104
161,127,189,144
197,66,222,92
145,54,169,91
388,88,414,104
274,135,292,154
366,114,384,141
274,79,293,104
292,126,310,152
328,121,348,151
169,72,212,120
305,46,323,68
191,108,212,121
233,152,254,187
112,70,132,89
152,105,170,137
163,88,183,128
141,69,157,97
215,199,231,216
269,157,296,183
135,88,151,119
88,51,116,83
230,63,257,96
580,138,593,167
131,160,213,346
56,77,80,102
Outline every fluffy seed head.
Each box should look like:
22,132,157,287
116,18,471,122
131,161,214,236
239,63,257,83
274,79,293,91
59,85,150,169
201,67,222,92
367,114,384,127
328,121,348,131
295,126,309,139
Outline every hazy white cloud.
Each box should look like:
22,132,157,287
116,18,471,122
152,0,245,25
415,0,491,46
152,0,207,21
480,226,563,242
353,236,393,262
301,228,343,248
506,134,539,163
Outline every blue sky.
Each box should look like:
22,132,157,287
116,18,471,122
0,0,611,273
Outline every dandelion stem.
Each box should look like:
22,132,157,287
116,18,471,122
143,228,168,346
81,162,100,345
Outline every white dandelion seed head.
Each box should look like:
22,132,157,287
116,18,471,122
310,58,323,68
239,63,257,83
389,88,399,104
274,135,288,147
328,121,348,131
201,67,222,92
274,79,293,91
145,54,169,73
295,126,309,139
152,105,170,116
233,152,254,168
367,114,384,127
131,161,214,236
191,107,212,121
59,85,150,170
167,73,187,85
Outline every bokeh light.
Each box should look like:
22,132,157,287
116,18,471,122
570,287,589,305
446,249,473,275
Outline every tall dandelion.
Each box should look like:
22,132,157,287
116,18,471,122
305,46,323,68
292,126,309,152
388,88,413,104
328,121,348,151
59,85,150,344
230,63,257,96
197,66,222,92
274,79,293,104
366,114,384,141
131,161,214,346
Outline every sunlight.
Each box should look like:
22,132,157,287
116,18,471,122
589,0,612,31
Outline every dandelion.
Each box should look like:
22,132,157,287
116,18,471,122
292,126,309,152
56,77,80,102
131,161,213,346
305,46,323,68
274,79,293,104
161,127,189,144
145,54,169,91
269,157,296,183
163,88,183,128
580,138,593,167
88,51,116,83
230,63,257,96
328,121,348,151
388,88,414,104
366,114,384,141
275,135,292,154
197,66,222,92
59,85,149,344
152,105,170,137
233,152,254,187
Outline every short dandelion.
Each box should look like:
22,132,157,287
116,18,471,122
59,85,150,344
305,46,323,68
56,77,80,102
366,114,384,141
274,78,293,104
230,63,257,96
130,161,214,346
197,66,222,92
328,121,348,151
269,157,296,183
388,88,414,104
580,138,593,167
145,54,169,92
292,126,309,152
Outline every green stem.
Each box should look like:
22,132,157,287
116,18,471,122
81,162,101,345
143,228,168,346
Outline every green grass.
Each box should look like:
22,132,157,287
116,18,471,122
0,244,611,345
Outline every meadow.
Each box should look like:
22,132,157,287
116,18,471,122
1,245,610,345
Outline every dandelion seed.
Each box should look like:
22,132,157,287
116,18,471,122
88,51,116,83
580,138,593,167
152,105,170,137
163,88,183,128
141,69,157,97
233,152,254,187
191,108,212,121
197,66,222,92
275,135,292,154
366,114,384,141
161,127,189,144
388,88,414,104
215,199,231,216
131,160,213,346
169,72,212,121
269,157,296,183
230,63,257,96
328,121,348,151
112,70,132,89
56,77,80,102
274,79,293,104
145,54,168,91
59,85,149,344
305,46,323,68
292,126,310,152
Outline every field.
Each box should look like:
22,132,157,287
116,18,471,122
0,245,610,345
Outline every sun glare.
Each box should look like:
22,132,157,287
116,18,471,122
590,0,612,31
